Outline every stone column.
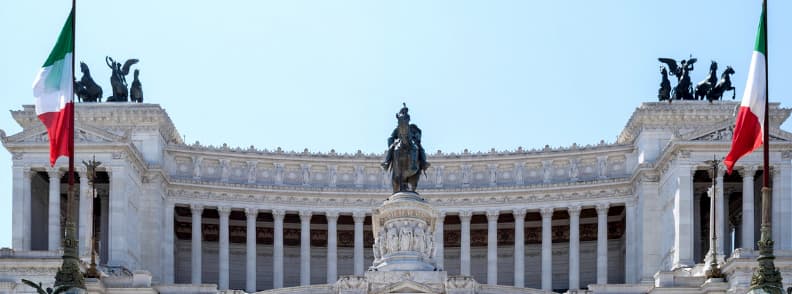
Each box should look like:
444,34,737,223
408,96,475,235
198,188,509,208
435,212,446,269
299,211,312,286
741,166,756,250
78,169,92,257
12,167,30,250
486,210,499,285
191,204,204,285
673,166,695,268
48,169,62,251
326,211,339,283
568,205,582,290
245,208,258,293
218,207,231,290
715,168,725,258
459,210,473,276
625,200,637,283
163,201,175,284
272,209,285,289
353,211,365,275
107,167,129,267
513,208,527,288
596,203,609,284
772,166,792,250
540,207,553,291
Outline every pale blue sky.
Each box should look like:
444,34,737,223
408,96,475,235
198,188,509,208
1,1,790,248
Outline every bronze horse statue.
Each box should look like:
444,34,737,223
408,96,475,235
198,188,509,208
695,61,718,100
75,62,102,102
707,66,736,102
658,67,671,102
389,111,421,193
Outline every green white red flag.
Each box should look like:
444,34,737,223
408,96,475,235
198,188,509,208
724,5,766,174
33,9,74,167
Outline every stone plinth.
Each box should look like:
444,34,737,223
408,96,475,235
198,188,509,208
371,192,438,271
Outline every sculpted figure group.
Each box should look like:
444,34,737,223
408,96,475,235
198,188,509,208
74,56,144,103
658,56,735,103
373,221,434,261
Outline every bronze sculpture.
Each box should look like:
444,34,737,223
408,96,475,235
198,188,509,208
708,66,736,101
695,61,718,100
130,69,143,103
74,62,102,102
659,57,697,100
381,103,429,193
658,67,671,102
105,56,138,102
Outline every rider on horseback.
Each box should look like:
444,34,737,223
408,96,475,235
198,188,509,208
381,104,430,172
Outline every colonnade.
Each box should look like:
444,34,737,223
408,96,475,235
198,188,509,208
167,203,623,292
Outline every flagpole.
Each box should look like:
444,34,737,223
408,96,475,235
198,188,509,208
749,0,784,292
54,0,86,290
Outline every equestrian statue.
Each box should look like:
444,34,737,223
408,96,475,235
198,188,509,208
381,103,430,194
75,62,103,102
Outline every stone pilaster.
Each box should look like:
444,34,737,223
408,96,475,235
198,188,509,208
740,166,756,250
12,167,31,250
353,211,366,275
218,206,231,290
48,169,62,251
540,207,553,291
459,210,473,276
163,201,175,284
190,204,203,285
568,205,582,290
272,209,285,288
513,208,527,288
245,208,258,293
326,211,339,283
596,203,609,284
486,210,499,285
299,210,312,286
435,211,446,269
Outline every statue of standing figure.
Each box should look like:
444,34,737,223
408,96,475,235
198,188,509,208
105,56,139,102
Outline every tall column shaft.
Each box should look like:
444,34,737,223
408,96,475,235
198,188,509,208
218,207,230,290
540,208,553,291
246,208,258,293
715,170,725,257
672,167,694,268
596,204,609,284
625,200,637,283
78,170,92,257
12,167,29,250
513,209,526,288
190,204,203,285
163,201,175,284
299,211,312,286
48,170,62,251
568,206,581,290
23,168,32,250
741,167,756,250
435,212,446,269
772,166,792,250
459,211,472,276
353,211,365,275
486,210,499,285
326,212,339,283
272,209,285,288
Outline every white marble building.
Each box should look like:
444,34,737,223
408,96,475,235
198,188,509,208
0,101,791,294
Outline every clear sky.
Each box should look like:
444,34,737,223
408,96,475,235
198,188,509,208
0,1,790,248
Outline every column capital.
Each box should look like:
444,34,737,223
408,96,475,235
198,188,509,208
325,211,340,221
568,205,582,217
625,199,636,208
436,211,447,221
299,210,312,222
352,211,366,223
47,168,63,178
716,166,726,178
486,210,500,221
190,204,204,214
245,207,258,219
513,208,527,219
458,210,473,221
739,165,758,177
272,209,286,220
218,206,232,217
595,203,610,215
540,207,554,218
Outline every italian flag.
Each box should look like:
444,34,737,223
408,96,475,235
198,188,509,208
33,9,74,167
724,5,766,174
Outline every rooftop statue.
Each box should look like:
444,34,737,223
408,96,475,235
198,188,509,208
694,61,719,101
75,62,102,102
130,69,143,103
658,66,671,102
708,66,736,101
659,57,697,100
105,56,138,102
381,103,430,193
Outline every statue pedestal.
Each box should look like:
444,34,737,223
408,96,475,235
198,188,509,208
371,191,438,271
